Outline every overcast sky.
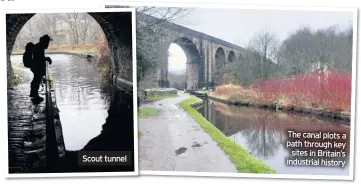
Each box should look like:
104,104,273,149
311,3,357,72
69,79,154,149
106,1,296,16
173,8,353,47
164,7,354,73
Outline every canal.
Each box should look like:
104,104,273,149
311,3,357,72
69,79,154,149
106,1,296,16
49,54,112,150
197,97,350,175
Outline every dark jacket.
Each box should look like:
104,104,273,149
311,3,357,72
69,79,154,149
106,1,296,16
31,42,46,75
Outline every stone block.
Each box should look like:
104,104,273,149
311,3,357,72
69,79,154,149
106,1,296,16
144,88,178,97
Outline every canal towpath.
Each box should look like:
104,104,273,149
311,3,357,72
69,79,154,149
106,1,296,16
138,92,237,172
8,65,65,173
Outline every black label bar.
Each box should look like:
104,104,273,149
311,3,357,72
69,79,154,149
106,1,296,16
78,151,133,166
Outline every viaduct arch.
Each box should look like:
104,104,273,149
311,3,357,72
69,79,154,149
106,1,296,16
137,13,250,90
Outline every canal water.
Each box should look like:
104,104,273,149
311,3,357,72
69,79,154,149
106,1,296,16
197,98,350,175
49,54,113,150
10,54,134,153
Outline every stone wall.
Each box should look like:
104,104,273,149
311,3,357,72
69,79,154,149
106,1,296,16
144,88,178,97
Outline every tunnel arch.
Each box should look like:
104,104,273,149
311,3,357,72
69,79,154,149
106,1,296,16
6,12,133,86
167,37,201,90
227,51,236,63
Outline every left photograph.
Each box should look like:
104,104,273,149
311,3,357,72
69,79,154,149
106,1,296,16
5,8,137,176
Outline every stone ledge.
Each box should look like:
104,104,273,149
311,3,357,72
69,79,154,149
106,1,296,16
115,77,133,94
144,88,178,97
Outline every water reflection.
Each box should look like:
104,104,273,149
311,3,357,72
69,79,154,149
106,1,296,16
199,98,350,175
49,54,115,150
50,54,134,172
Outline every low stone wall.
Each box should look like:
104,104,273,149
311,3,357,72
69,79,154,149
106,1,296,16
115,77,133,94
144,88,178,97
51,89,66,159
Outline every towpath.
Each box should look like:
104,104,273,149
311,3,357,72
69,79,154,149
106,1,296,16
138,92,237,173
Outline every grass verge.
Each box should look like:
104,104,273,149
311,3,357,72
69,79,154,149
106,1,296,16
195,89,208,94
138,107,160,118
47,68,54,89
147,94,178,102
179,97,277,174
9,68,28,88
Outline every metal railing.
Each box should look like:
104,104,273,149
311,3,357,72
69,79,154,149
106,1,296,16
44,61,60,172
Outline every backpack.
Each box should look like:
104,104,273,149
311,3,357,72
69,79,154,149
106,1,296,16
22,42,35,68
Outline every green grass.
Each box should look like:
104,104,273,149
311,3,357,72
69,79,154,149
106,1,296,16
179,97,277,174
12,50,24,54
147,94,178,102
47,69,54,89
15,63,25,68
9,68,27,88
138,107,160,118
195,89,208,94
138,131,143,138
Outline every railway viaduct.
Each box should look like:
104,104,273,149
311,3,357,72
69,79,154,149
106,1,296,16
138,12,250,90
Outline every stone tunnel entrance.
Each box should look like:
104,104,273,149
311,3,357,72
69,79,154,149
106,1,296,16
6,12,133,87
167,37,201,90
7,11,135,173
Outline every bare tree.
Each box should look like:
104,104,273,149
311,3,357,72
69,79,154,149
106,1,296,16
77,13,96,43
28,14,58,38
86,20,104,43
57,13,101,44
14,12,104,51
104,5,192,92
278,25,353,76
23,19,34,37
59,13,81,44
248,27,279,80
131,6,192,87
136,6,191,26
213,28,281,86
13,14,59,49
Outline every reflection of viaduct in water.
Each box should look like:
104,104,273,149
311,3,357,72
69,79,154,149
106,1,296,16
136,12,255,90
201,99,351,158
6,12,133,87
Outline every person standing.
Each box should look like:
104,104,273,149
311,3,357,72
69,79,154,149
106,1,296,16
30,34,52,100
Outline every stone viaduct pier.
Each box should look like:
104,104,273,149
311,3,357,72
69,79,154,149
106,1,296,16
137,12,250,90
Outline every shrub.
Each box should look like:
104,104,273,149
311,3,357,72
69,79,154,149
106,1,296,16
95,38,112,79
212,71,351,113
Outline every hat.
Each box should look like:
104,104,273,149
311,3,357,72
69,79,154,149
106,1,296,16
40,34,53,42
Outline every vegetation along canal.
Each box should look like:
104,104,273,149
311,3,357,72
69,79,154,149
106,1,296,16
196,97,350,175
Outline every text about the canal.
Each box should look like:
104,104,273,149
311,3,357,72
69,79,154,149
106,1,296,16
285,130,348,168
78,151,133,166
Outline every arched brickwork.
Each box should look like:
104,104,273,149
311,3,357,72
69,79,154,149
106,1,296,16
168,37,201,90
6,12,133,87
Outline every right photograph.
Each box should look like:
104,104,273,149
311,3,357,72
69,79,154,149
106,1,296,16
110,3,356,180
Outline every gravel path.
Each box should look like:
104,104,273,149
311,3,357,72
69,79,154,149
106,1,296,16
139,92,237,173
